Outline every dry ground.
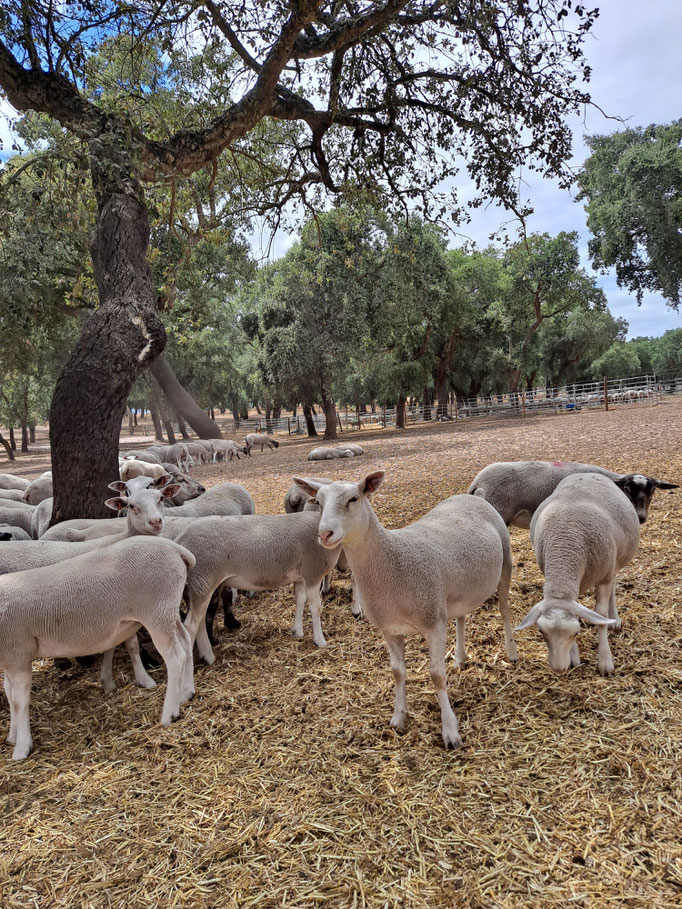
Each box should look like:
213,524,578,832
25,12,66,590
1,402,682,907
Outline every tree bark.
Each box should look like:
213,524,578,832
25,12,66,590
0,433,14,461
303,402,318,437
49,141,165,524
423,388,432,421
9,427,16,450
149,356,222,439
29,423,36,444
322,393,338,441
396,394,406,429
149,394,165,441
21,385,29,452
176,414,190,440
435,371,450,419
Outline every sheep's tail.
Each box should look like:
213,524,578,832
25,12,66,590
176,544,196,571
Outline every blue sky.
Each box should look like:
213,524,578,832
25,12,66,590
2,1,681,337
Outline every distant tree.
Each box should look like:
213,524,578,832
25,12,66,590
578,122,682,308
590,343,641,381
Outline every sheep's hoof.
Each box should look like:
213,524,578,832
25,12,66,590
453,658,466,671
442,731,462,750
313,636,328,648
351,605,362,618
12,743,32,761
598,661,614,677
390,712,408,733
612,620,622,631
291,626,304,639
101,680,117,694
137,677,157,690
198,652,215,666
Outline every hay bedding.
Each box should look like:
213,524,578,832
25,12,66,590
1,403,682,907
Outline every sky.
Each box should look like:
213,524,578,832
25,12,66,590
2,0,681,338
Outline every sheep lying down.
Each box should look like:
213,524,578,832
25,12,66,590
308,444,364,461
0,537,195,760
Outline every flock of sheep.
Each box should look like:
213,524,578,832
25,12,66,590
0,434,677,760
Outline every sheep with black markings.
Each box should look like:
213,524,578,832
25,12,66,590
515,472,642,676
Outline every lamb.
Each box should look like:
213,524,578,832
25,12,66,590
175,511,343,664
0,525,31,541
122,449,162,464
0,500,35,537
212,439,247,461
120,459,171,482
515,473,641,676
0,474,29,491
244,432,279,454
166,442,193,471
294,472,517,748
468,460,677,528
0,536,195,760
22,471,53,505
307,446,355,461
184,441,211,464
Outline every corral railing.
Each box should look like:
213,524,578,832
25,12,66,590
126,373,682,440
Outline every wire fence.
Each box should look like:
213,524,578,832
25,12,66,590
131,373,682,440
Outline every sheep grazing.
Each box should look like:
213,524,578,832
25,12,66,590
212,439,247,461
515,472,642,676
22,471,53,506
294,472,516,749
468,460,677,528
184,441,211,465
244,432,279,454
0,536,195,760
164,442,193,471
0,474,29,492
175,511,342,664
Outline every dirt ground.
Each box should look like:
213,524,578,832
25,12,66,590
1,401,681,907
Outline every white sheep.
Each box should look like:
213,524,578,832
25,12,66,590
467,460,677,528
21,471,53,506
0,474,29,492
0,489,26,502
244,432,279,454
294,472,517,748
0,536,195,760
307,446,359,461
0,499,35,537
120,459,171,482
0,525,31,541
515,472,641,676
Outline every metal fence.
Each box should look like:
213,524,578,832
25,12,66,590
144,373,682,440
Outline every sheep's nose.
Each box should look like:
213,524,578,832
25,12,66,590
199,486,206,493
319,530,334,545
149,519,162,532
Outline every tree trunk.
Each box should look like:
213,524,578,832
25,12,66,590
9,427,16,450
435,371,449,419
21,386,29,452
322,393,337,441
149,356,222,439
176,414,190,440
255,402,262,415
423,388,432,421
29,423,36,444
127,407,134,435
230,397,240,429
149,393,165,441
163,419,177,444
396,394,406,429
133,408,138,426
49,142,165,524
303,402,318,437
0,433,14,461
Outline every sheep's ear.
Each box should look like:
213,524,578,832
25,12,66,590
359,471,385,498
650,477,679,490
514,602,545,631
105,496,128,513
293,476,323,497
152,474,172,488
161,483,181,499
568,602,617,626
108,481,128,493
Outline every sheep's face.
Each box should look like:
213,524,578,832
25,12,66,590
614,474,678,524
105,484,180,535
537,607,580,673
293,472,385,549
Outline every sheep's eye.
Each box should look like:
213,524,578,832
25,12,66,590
131,506,139,515
347,496,358,507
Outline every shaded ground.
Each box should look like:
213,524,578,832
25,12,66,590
1,401,681,907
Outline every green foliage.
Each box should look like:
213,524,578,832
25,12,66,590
578,121,682,308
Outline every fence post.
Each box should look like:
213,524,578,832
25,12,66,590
603,375,609,411
287,417,291,435
521,390,526,416
382,406,386,428
337,412,343,433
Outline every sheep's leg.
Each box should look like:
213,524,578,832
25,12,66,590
595,582,615,677
608,587,622,630
454,616,467,669
383,632,408,732
291,581,306,639
321,573,330,594
100,647,117,693
4,673,16,745
184,593,215,665
125,635,157,689
176,620,195,704
350,575,362,618
569,643,581,668
7,668,33,760
148,625,185,726
306,583,327,648
425,624,461,749
497,554,518,663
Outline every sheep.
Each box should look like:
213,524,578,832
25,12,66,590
0,500,35,537
0,474,29,491
159,465,205,505
515,473,641,676
0,536,195,760
0,524,31,541
166,442,193,471
244,432,279,454
0,488,26,502
122,449,162,464
184,441,211,465
294,472,517,748
344,444,364,456
120,459,171,482
212,439,248,461
175,511,343,664
307,446,355,461
31,497,53,539
22,471,53,506
467,460,677,528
